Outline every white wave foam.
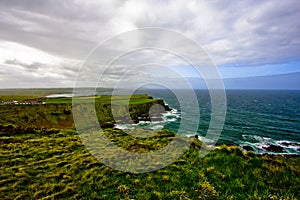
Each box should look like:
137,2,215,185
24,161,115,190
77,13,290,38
114,124,135,130
114,108,180,131
162,109,181,123
150,125,164,130
242,134,270,142
138,120,163,125
276,140,300,151
185,134,216,146
239,136,300,155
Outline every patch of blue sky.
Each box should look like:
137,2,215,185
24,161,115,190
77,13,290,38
171,60,300,79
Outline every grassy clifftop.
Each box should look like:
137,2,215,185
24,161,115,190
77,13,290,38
0,88,111,100
0,94,170,133
0,93,299,199
0,129,299,199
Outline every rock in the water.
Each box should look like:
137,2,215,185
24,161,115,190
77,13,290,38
262,144,285,153
242,145,254,151
101,123,115,129
278,141,299,147
278,142,291,146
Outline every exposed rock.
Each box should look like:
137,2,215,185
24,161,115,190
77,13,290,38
149,117,164,122
128,99,171,123
101,123,115,129
262,144,285,153
190,138,203,149
242,145,254,151
282,154,300,158
278,141,298,147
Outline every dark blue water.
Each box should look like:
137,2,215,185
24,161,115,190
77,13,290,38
128,89,300,155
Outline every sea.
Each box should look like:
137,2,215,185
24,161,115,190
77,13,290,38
115,89,300,156
56,89,300,156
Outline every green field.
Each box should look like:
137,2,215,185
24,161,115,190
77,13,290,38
0,94,168,131
0,129,299,199
46,94,158,105
0,91,299,199
0,88,111,101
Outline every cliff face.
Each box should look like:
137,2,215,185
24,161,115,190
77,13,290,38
112,99,171,124
75,97,171,129
0,104,74,134
0,95,170,134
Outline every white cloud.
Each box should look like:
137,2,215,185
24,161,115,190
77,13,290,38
0,0,299,87
0,41,64,64
0,41,80,87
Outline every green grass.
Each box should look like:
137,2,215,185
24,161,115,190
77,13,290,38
0,129,299,199
0,92,299,199
0,88,111,98
45,94,157,105
0,104,74,131
0,88,112,102
0,94,167,131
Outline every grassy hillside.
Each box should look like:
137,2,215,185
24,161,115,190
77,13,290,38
0,88,112,100
0,129,299,199
0,94,169,132
0,93,299,199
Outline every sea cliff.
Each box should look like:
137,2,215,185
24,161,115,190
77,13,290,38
0,94,170,134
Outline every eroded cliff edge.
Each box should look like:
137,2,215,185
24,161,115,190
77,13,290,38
0,94,170,134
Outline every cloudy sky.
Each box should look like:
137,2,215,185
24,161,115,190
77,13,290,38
0,0,299,88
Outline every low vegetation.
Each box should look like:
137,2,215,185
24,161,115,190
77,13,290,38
0,129,299,199
0,92,299,199
0,94,168,132
0,88,111,100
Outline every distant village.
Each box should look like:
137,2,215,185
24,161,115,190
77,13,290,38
0,100,46,105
